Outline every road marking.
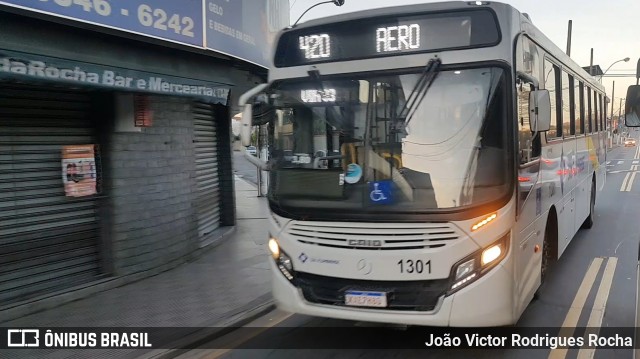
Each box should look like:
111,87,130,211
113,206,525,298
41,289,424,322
606,161,611,165
634,161,639,165
576,257,618,359
548,257,603,359
621,166,639,191
628,166,639,192
618,161,624,164
621,173,632,191
628,172,638,192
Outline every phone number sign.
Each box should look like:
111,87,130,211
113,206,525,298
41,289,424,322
0,0,204,47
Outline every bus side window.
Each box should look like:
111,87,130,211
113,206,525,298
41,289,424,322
517,80,541,164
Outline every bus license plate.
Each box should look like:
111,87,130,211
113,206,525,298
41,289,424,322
344,291,387,308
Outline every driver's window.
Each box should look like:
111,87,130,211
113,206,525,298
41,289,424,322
516,36,541,165
517,80,540,164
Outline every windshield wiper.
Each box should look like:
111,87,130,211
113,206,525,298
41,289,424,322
398,57,442,129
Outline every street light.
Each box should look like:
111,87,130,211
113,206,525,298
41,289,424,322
601,57,631,79
617,98,626,139
602,57,629,147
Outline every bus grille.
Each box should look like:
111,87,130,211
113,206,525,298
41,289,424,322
286,221,461,250
294,272,448,311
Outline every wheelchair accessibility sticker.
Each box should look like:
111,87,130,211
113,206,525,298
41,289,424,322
369,180,393,205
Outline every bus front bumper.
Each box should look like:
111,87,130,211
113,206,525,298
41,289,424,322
270,257,515,327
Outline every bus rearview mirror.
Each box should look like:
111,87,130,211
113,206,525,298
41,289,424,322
528,89,551,132
529,90,551,132
625,85,640,127
251,102,274,126
535,90,551,132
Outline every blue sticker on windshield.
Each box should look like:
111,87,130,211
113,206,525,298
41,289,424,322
369,180,393,205
345,163,362,184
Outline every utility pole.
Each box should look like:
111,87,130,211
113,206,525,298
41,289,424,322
619,98,624,138
611,81,615,120
618,99,623,140
610,81,615,148
619,98,623,118
566,20,572,56
589,48,594,76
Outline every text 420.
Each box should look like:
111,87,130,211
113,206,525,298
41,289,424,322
397,259,431,274
299,34,330,59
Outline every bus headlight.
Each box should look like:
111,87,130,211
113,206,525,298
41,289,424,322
481,244,502,265
447,232,510,295
268,237,280,260
269,237,294,281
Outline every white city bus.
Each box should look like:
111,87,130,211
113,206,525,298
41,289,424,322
239,1,607,326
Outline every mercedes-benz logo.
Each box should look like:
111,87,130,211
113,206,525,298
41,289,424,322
357,259,372,275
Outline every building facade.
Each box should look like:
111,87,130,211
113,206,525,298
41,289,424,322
0,1,288,314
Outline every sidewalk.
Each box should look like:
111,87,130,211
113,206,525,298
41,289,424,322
1,176,274,359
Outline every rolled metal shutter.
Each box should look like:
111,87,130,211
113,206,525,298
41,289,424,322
193,102,220,239
0,83,102,305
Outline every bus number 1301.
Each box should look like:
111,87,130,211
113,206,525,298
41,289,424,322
397,259,431,274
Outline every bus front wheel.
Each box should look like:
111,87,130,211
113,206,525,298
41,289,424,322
581,180,596,229
540,226,552,285
535,214,557,299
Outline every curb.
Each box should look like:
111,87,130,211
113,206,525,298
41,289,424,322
137,296,275,359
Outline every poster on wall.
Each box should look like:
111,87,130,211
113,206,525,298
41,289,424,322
134,95,153,127
61,145,97,197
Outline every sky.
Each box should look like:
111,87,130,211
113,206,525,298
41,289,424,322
289,0,640,116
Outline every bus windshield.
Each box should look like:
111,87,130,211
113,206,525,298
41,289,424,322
266,67,512,216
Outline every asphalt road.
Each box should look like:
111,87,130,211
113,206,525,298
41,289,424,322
213,141,640,359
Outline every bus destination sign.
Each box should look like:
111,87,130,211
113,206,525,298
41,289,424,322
275,9,500,67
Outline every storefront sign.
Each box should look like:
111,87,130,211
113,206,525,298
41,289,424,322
0,0,204,47
0,0,291,69
0,49,230,104
62,145,97,197
205,0,289,68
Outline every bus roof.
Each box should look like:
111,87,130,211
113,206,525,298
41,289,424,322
277,1,605,92
290,1,504,30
